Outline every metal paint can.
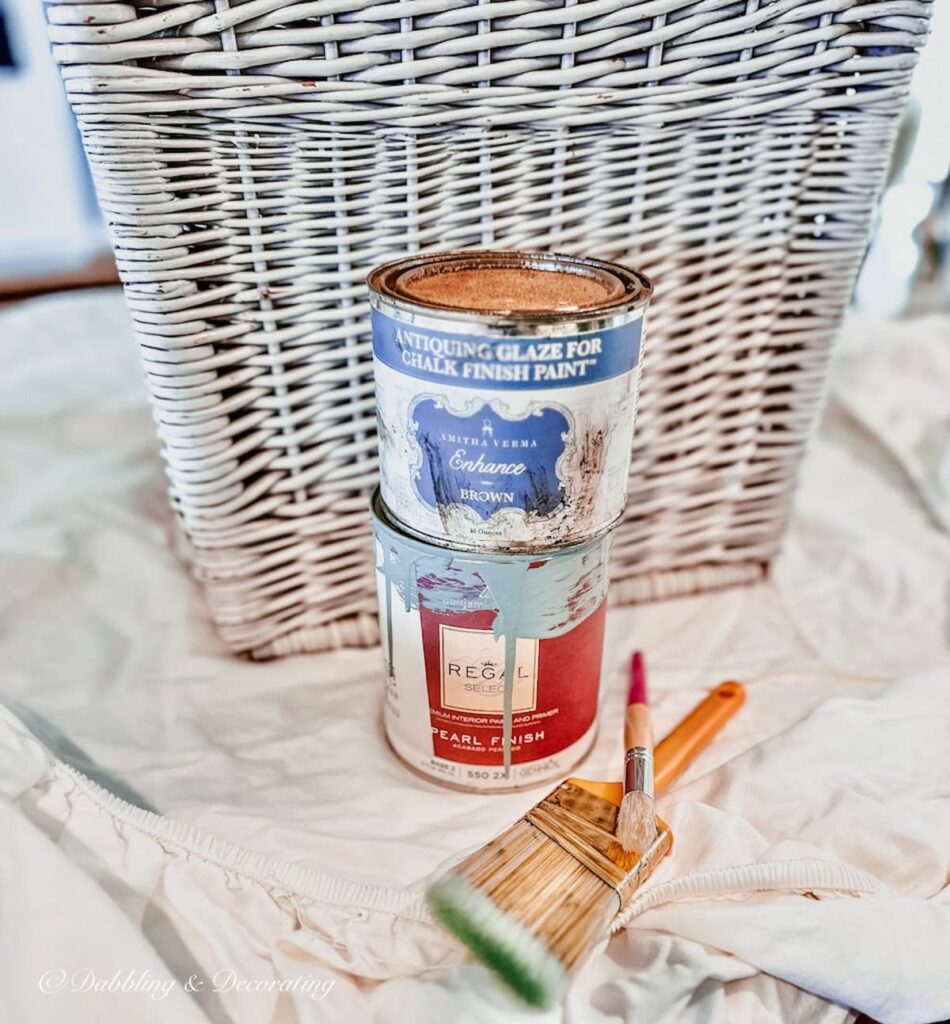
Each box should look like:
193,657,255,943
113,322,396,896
368,250,652,552
371,491,609,792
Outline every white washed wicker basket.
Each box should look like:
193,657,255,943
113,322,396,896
48,0,930,658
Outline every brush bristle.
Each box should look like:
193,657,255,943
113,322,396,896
615,791,657,853
426,819,617,1008
428,874,566,1008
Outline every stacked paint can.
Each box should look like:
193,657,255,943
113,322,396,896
368,251,653,791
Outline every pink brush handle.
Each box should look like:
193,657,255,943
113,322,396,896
624,651,653,750
628,650,648,707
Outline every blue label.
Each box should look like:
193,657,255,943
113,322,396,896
411,399,570,519
371,309,641,390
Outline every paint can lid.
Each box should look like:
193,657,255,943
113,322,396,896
368,250,652,325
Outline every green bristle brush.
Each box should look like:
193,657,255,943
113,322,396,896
427,675,746,1008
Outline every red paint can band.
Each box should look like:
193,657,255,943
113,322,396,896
372,491,608,791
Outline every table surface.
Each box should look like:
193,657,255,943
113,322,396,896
1,290,948,1024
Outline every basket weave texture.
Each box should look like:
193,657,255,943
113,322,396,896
48,0,931,658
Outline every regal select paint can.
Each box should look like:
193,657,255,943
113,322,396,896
368,250,652,552
371,491,609,792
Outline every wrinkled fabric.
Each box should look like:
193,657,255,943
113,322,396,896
1,291,948,1024
835,314,950,534
0,797,208,1024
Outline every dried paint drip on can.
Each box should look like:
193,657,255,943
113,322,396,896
368,251,653,552
371,492,609,791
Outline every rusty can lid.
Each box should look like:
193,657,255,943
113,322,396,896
367,250,652,326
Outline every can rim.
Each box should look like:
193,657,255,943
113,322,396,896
383,723,600,794
367,250,652,327
370,489,614,560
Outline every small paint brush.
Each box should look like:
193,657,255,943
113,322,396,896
426,681,746,1008
615,651,657,853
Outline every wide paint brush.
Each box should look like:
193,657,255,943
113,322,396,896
427,680,746,1008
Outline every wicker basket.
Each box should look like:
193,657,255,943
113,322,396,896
47,0,930,658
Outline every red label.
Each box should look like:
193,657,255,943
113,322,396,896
418,602,605,765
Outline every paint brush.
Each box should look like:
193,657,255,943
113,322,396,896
427,681,745,1008
615,651,656,853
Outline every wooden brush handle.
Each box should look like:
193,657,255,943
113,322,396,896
569,681,745,805
654,681,745,793
623,703,653,751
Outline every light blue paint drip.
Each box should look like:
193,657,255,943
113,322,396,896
372,500,610,776
380,541,396,678
475,561,530,771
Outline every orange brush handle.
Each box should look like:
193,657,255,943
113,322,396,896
570,681,745,805
654,680,744,792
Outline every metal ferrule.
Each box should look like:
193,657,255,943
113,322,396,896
623,747,655,799
525,781,673,908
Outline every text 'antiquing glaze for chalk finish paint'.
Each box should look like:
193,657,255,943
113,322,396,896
371,493,610,792
368,251,653,552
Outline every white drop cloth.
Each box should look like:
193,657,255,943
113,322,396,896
0,292,948,1024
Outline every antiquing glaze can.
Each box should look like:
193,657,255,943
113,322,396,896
371,491,610,792
368,251,652,552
